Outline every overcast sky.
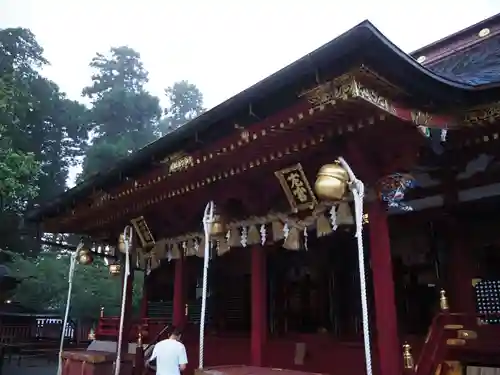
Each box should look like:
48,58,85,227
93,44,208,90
2,1,500,185
3,0,500,109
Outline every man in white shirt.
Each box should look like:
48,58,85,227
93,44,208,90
147,327,188,375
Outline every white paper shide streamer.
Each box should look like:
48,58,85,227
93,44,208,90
199,201,214,369
114,225,134,375
57,241,84,375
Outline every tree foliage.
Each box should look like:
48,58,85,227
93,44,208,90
79,46,162,180
161,80,205,134
6,251,143,318
1,28,206,318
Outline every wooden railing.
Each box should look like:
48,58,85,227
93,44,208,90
405,310,500,375
96,317,170,342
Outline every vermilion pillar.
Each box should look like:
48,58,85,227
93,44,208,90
172,255,185,327
443,174,475,313
251,245,267,366
368,201,400,375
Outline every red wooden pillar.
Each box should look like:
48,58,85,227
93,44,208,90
251,245,267,366
443,174,475,313
173,255,185,327
368,201,400,375
446,219,475,313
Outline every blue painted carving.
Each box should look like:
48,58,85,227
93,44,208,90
428,35,500,86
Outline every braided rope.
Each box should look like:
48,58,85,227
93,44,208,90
57,242,82,375
114,225,133,375
338,157,372,375
199,201,214,369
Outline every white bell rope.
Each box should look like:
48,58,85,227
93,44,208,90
337,156,372,375
57,241,84,375
114,225,134,375
199,201,214,369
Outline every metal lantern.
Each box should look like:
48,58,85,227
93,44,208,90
210,213,226,237
314,163,350,202
77,248,93,265
109,263,121,276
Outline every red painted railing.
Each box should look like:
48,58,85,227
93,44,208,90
410,312,500,375
96,317,170,342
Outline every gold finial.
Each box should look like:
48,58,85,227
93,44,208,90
137,331,143,346
439,289,449,311
403,343,414,369
100,306,104,318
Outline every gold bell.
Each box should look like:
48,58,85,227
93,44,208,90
210,213,226,237
314,163,349,202
109,263,121,276
403,343,414,369
77,248,93,265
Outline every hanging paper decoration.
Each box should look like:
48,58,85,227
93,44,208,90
240,227,248,248
260,224,267,246
377,173,416,211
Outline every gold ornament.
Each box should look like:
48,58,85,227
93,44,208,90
210,213,226,237
314,163,349,202
77,248,93,265
109,263,121,276
403,343,414,369
228,228,241,248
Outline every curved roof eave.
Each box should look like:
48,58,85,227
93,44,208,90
26,20,500,223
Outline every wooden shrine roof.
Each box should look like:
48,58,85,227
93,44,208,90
26,18,500,230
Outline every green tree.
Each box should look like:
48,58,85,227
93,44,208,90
161,80,205,135
7,250,143,318
79,46,162,179
0,28,89,254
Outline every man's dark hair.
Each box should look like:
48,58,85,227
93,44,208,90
170,326,183,337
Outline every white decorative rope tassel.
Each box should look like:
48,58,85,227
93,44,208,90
114,225,133,375
337,157,373,375
199,201,214,369
57,241,82,375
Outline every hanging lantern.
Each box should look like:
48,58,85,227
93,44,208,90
314,163,350,202
210,212,226,237
77,248,93,265
109,263,121,276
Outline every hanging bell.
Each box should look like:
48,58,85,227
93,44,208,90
210,212,227,237
77,248,93,265
109,263,121,276
314,163,350,202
